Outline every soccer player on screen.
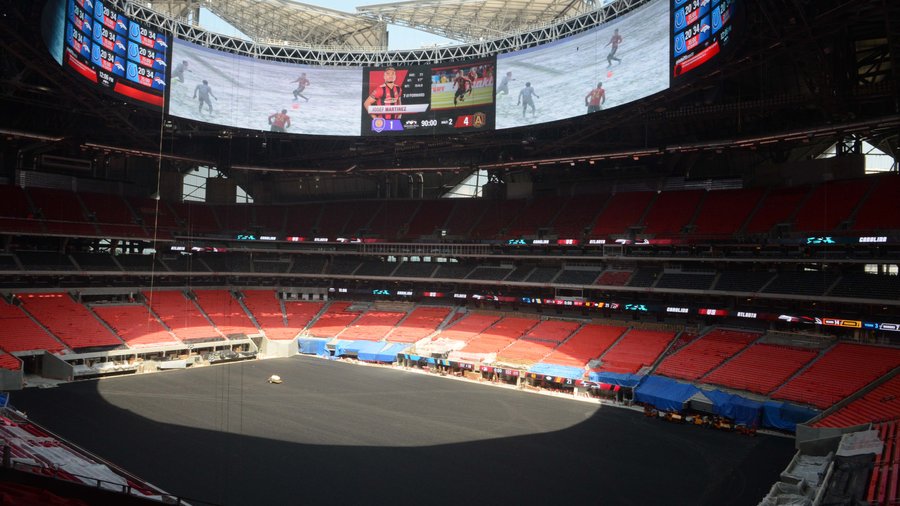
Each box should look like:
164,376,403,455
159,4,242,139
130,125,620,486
585,82,606,113
517,82,539,118
193,80,217,113
606,28,623,67
453,70,471,106
268,109,291,132
496,71,515,97
172,60,190,83
364,66,402,119
291,73,310,102
466,68,478,97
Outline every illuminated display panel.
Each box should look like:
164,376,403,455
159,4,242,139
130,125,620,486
61,0,168,108
168,38,363,137
671,0,737,79
360,58,496,135
495,0,670,129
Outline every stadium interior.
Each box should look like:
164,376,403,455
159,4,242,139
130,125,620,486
0,0,899,504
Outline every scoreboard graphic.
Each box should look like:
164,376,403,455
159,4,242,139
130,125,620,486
63,0,168,108
361,57,495,136
671,0,736,79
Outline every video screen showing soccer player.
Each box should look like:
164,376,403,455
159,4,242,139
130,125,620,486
168,38,362,137
361,58,495,136
495,0,669,130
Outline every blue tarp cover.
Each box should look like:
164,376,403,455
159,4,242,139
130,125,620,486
634,376,699,412
298,338,328,356
702,390,763,427
588,371,644,387
365,343,409,363
337,340,384,360
530,363,585,380
762,401,819,432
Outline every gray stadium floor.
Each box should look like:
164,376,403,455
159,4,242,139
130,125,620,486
11,356,795,505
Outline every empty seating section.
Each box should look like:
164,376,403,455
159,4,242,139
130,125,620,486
555,269,602,285
283,301,324,334
355,260,397,277
596,270,632,286
829,273,900,300
522,320,579,344
472,200,527,239
467,267,512,280
213,205,253,233
460,317,538,354
713,271,775,292
238,290,292,340
290,257,327,274
628,269,660,287
284,203,321,236
793,179,872,232
551,194,608,238
496,339,558,365
443,200,484,237
506,197,565,237
692,188,764,237
126,197,181,234
591,191,655,237
340,311,406,341
161,255,210,272
433,263,473,279
0,185,40,234
597,329,674,374
525,267,559,283
368,201,420,238
744,187,809,234
763,271,838,296
171,202,220,234
113,254,165,272
92,305,178,347
387,307,451,343
307,302,360,337
703,344,818,394
193,290,257,335
813,375,900,428
0,352,19,370
253,205,287,234
317,203,354,238
70,253,119,271
642,190,704,235
866,420,900,506
541,324,627,367
344,201,381,236
393,262,438,278
142,291,221,341
78,192,147,238
505,266,534,281
0,299,65,353
26,188,85,223
18,293,121,350
853,175,900,231
328,259,361,275
655,273,715,290
437,313,501,342
772,343,900,409
656,329,759,381
404,200,453,238
16,251,74,271
202,254,251,273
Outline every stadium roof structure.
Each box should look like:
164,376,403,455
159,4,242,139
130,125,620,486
356,0,607,42
142,0,388,49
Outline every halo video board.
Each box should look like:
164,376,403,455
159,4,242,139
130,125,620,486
62,0,169,108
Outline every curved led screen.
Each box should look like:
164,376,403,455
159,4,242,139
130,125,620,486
496,0,670,129
43,0,739,136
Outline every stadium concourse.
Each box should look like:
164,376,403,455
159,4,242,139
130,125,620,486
2,0,900,503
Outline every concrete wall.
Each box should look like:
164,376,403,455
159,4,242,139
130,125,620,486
42,352,73,382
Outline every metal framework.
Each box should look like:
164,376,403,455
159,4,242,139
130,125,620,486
136,0,387,49
119,0,650,65
356,0,608,42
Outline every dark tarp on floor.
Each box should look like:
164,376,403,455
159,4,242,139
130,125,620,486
298,338,328,356
762,401,819,432
587,371,643,387
703,390,763,427
530,363,585,380
634,376,699,412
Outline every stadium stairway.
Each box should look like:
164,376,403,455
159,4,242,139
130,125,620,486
769,342,837,398
807,366,900,428
233,291,264,334
735,187,770,236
